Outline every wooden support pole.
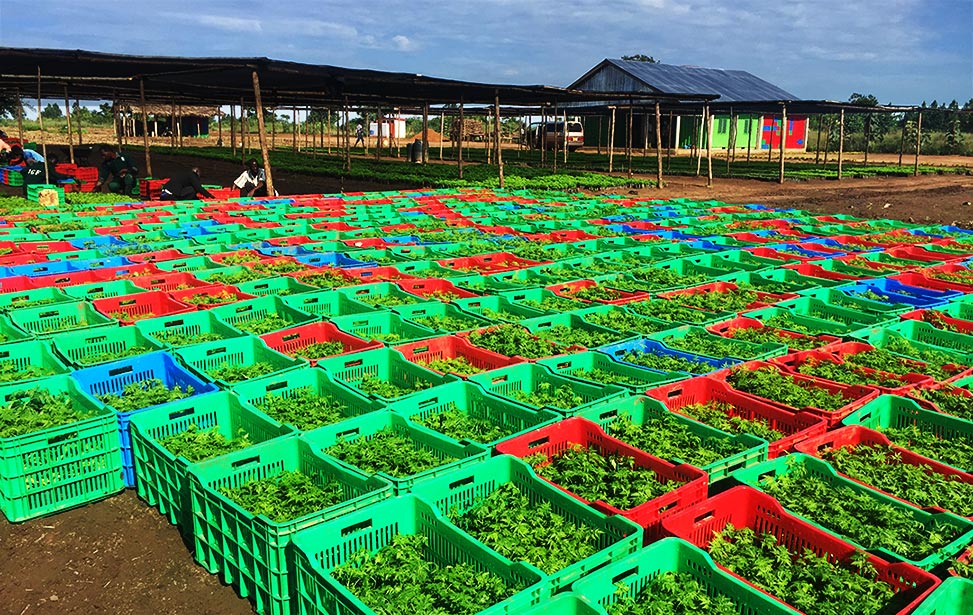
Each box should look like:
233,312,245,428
271,108,277,149
170,99,176,148
608,106,616,173
596,113,602,155
666,111,673,172
305,107,310,151
230,104,237,157
863,113,871,166
36,67,49,184
178,105,183,148
899,113,908,166
327,108,332,154
706,105,714,187
75,97,83,145
552,101,559,173
241,99,248,159
291,107,297,151
746,114,753,162
823,116,833,165
767,114,775,162
217,105,223,147
495,92,504,188
914,111,923,176
815,115,823,164
458,99,464,179
439,113,444,160
422,103,429,164
563,109,568,165
778,104,786,184
626,104,634,178
695,110,704,177
15,88,23,142
344,98,351,172
139,78,152,178
114,98,123,152
837,108,845,180
655,102,663,189
61,86,74,164
726,110,736,175
251,71,275,196
375,107,383,161
540,109,546,166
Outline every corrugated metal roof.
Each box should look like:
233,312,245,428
572,59,798,102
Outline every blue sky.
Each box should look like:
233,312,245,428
1,0,970,106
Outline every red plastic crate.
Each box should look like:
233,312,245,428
20,241,77,255
827,235,892,251
208,250,268,266
660,485,939,615
340,238,389,250
0,254,47,267
97,263,165,282
547,280,651,305
496,416,707,538
708,361,879,428
206,188,237,200
93,291,195,325
706,316,841,352
168,285,257,310
0,276,34,293
259,321,382,365
394,278,478,301
264,236,315,246
310,221,363,232
750,248,816,264
340,266,417,284
889,245,971,262
393,335,523,377
899,309,973,334
455,325,576,362
93,224,144,236
770,350,932,395
823,341,973,384
31,270,102,288
130,272,214,292
125,249,187,264
781,263,864,281
73,167,99,182
794,425,973,517
658,281,796,310
645,378,827,458
437,252,547,274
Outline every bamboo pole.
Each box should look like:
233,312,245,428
863,113,870,166
654,102,663,189
914,111,923,176
746,114,753,162
626,104,634,178
540,109,546,166
666,111,673,172
422,103,429,164
695,110,704,176
271,108,277,149
75,97,82,145
705,105,713,187
344,98,351,172
36,68,49,184
139,78,152,178
177,105,183,148
837,109,845,180
899,113,908,166
15,88,23,142
230,104,237,157
552,101,559,173
608,106,616,173
217,105,222,147
726,111,735,175
778,104,786,184
375,107,383,161
439,113,444,160
62,86,75,164
596,113,602,155
251,71,275,197
495,92,504,188
170,99,176,148
563,109,568,165
815,115,823,164
291,107,297,151
305,107,310,151
114,98,123,152
242,100,249,161
458,99,464,179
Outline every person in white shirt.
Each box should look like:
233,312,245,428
233,158,269,197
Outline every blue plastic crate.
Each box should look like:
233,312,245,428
839,278,961,308
68,236,131,250
941,225,973,236
645,230,703,241
294,252,376,269
767,243,846,258
7,260,84,278
72,256,134,272
253,243,317,259
70,351,220,486
682,240,727,252
599,339,741,376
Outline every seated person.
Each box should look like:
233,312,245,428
94,144,137,194
22,153,74,195
6,145,27,167
160,167,215,201
233,158,269,197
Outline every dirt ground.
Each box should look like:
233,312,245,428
1,144,972,615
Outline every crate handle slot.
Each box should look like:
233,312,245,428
527,436,550,449
555,361,570,370
282,333,300,342
693,510,715,525
168,407,196,420
666,388,684,399
490,375,508,384
265,381,288,392
344,359,364,368
206,347,228,357
417,396,439,408
39,310,58,318
340,519,373,536
48,430,80,445
108,365,135,377
336,428,360,439
448,475,474,490
235,305,253,314
598,409,619,421
231,455,261,468
611,567,639,585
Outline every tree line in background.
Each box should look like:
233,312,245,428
2,92,970,157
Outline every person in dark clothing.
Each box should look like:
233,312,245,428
232,158,268,197
22,154,74,195
6,145,27,167
95,144,138,194
160,167,215,200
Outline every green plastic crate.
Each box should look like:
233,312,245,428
235,276,317,298
303,410,488,494
129,391,294,531
857,320,973,364
316,347,456,403
392,301,492,333
521,313,635,348
52,325,164,367
210,296,319,336
175,336,307,388
569,304,672,337
578,395,767,483
0,376,124,522
390,380,560,447
391,259,464,278
911,577,973,615
409,454,641,593
135,310,248,348
841,394,973,472
0,286,73,311
331,311,437,345
649,324,787,361
499,287,587,314
797,287,912,315
521,595,599,615
766,297,897,330
290,494,546,615
573,537,800,614
536,351,685,393
731,453,973,570
452,295,547,323
282,289,378,319
0,339,70,383
189,435,394,615
61,279,146,302
231,366,385,432
625,299,735,326
468,362,627,416
155,255,222,273
337,282,426,310
8,301,116,337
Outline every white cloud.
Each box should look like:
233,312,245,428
197,15,261,33
392,35,416,52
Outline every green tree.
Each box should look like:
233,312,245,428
41,103,63,120
945,100,964,154
0,93,22,119
621,54,660,63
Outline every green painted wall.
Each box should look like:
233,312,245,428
677,116,761,150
